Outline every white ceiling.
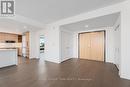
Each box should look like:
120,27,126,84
61,13,120,32
16,0,124,24
0,19,42,34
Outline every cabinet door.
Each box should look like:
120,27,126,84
0,33,5,42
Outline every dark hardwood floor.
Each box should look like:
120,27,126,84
18,56,30,64
0,58,130,87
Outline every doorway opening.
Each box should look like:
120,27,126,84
39,35,45,59
19,32,30,64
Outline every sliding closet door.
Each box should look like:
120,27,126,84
79,33,91,59
79,31,105,61
90,32,104,61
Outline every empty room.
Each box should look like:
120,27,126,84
0,0,130,87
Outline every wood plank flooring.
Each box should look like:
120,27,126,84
0,58,130,87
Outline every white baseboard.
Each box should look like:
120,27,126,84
60,58,72,63
44,58,61,64
120,74,130,80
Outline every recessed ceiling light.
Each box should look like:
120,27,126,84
85,25,89,28
23,26,27,29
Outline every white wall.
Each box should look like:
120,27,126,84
29,31,38,59
44,25,60,63
113,15,121,69
60,29,73,62
34,25,60,63
106,28,115,63
72,27,115,63
120,0,130,79
0,28,22,34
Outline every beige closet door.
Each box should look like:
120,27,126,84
79,31,105,61
79,33,91,59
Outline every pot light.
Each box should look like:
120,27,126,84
23,26,27,29
85,25,89,28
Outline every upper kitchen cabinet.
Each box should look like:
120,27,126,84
0,32,18,43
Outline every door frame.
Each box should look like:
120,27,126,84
78,30,106,62
39,35,45,59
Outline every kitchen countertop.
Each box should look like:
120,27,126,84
0,47,17,49
0,48,17,51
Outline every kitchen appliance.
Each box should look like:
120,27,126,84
5,41,16,43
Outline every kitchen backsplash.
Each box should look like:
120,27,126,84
0,43,22,48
